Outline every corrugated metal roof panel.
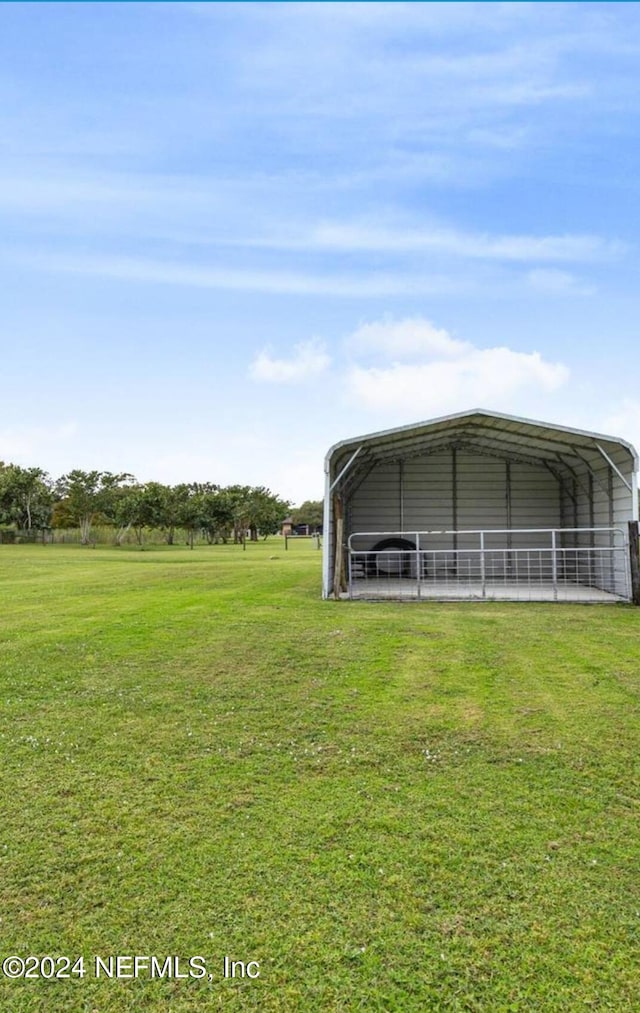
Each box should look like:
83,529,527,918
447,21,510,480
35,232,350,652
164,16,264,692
327,409,638,478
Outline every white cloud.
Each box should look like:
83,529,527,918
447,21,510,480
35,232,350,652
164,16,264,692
250,339,331,384
348,317,469,359
344,318,569,417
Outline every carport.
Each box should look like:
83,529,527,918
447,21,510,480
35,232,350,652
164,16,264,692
322,409,639,603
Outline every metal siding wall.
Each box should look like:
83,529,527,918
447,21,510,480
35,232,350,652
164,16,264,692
349,462,402,537
456,452,506,530
509,462,560,543
404,454,454,573
591,460,611,527
574,472,592,528
612,484,631,521
575,456,630,597
349,451,564,545
403,454,454,530
607,444,636,525
567,469,592,583
454,454,506,570
507,464,561,581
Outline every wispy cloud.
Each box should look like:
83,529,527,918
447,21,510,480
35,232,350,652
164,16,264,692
526,268,595,295
249,221,624,264
4,249,474,298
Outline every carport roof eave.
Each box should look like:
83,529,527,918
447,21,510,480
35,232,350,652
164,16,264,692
325,408,640,476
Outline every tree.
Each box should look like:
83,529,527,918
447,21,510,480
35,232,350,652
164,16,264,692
194,485,234,544
291,499,323,532
0,464,53,530
226,485,290,542
109,484,149,545
55,470,135,544
247,486,290,539
139,482,182,545
173,484,204,549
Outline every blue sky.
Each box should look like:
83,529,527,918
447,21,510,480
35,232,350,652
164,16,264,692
2,2,640,504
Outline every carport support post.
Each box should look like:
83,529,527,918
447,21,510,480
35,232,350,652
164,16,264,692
628,521,640,605
332,495,346,599
452,448,458,575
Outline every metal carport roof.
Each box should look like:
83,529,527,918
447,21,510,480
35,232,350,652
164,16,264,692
325,408,639,499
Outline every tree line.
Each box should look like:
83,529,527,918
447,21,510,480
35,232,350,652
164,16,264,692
0,463,298,546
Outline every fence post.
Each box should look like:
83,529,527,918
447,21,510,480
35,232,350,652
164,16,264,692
628,521,640,605
480,531,486,598
551,529,558,601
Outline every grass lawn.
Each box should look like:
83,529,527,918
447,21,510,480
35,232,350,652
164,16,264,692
0,540,639,1012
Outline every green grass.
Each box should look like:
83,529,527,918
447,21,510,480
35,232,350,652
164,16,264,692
1,541,639,1012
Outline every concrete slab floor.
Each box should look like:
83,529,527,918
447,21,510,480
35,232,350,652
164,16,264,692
346,579,626,603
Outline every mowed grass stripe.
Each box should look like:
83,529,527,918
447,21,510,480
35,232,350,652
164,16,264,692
0,543,639,1012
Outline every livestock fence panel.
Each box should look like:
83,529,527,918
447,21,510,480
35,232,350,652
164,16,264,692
347,528,631,603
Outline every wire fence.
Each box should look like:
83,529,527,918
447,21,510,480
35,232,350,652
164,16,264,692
3,527,288,548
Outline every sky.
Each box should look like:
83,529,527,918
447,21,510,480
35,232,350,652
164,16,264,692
2,2,640,505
